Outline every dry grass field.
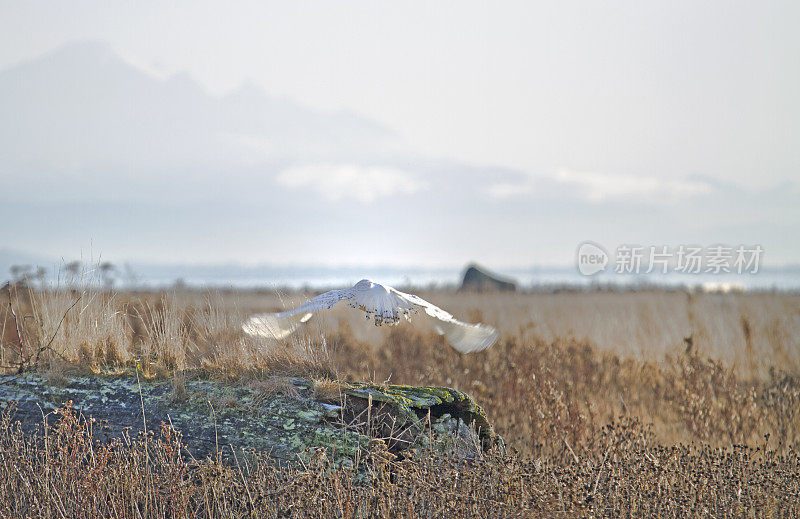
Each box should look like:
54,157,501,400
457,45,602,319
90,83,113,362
1,282,799,517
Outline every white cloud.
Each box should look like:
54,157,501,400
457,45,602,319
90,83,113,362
489,169,712,202
277,164,425,203
555,169,712,201
487,181,534,199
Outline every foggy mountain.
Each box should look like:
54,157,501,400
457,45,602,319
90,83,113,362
0,40,406,202
1,41,798,267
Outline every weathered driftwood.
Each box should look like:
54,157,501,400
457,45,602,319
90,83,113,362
0,373,502,466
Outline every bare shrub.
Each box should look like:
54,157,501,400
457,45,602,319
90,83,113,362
0,404,798,517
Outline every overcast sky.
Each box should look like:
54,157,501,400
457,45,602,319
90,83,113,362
1,1,798,268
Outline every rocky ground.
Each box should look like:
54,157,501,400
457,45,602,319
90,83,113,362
0,372,502,467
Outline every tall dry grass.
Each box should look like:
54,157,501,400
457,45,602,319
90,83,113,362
1,283,334,381
0,403,797,517
228,288,800,375
2,283,799,449
1,281,800,516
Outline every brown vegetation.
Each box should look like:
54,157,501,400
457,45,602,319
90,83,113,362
1,282,799,516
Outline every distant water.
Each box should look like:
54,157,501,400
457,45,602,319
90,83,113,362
6,260,800,291
118,264,800,291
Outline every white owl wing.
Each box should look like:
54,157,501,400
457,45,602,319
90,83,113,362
242,288,357,339
390,288,499,353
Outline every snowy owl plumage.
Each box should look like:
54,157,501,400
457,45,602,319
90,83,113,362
242,279,498,353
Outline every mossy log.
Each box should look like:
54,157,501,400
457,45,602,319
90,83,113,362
0,373,502,467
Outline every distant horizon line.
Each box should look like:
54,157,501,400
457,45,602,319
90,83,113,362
4,251,800,273
9,258,800,271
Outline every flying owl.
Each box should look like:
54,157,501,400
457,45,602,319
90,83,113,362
242,279,498,353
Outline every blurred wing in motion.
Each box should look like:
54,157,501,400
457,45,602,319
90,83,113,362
241,311,313,340
243,279,499,353
241,288,357,339
391,288,499,353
